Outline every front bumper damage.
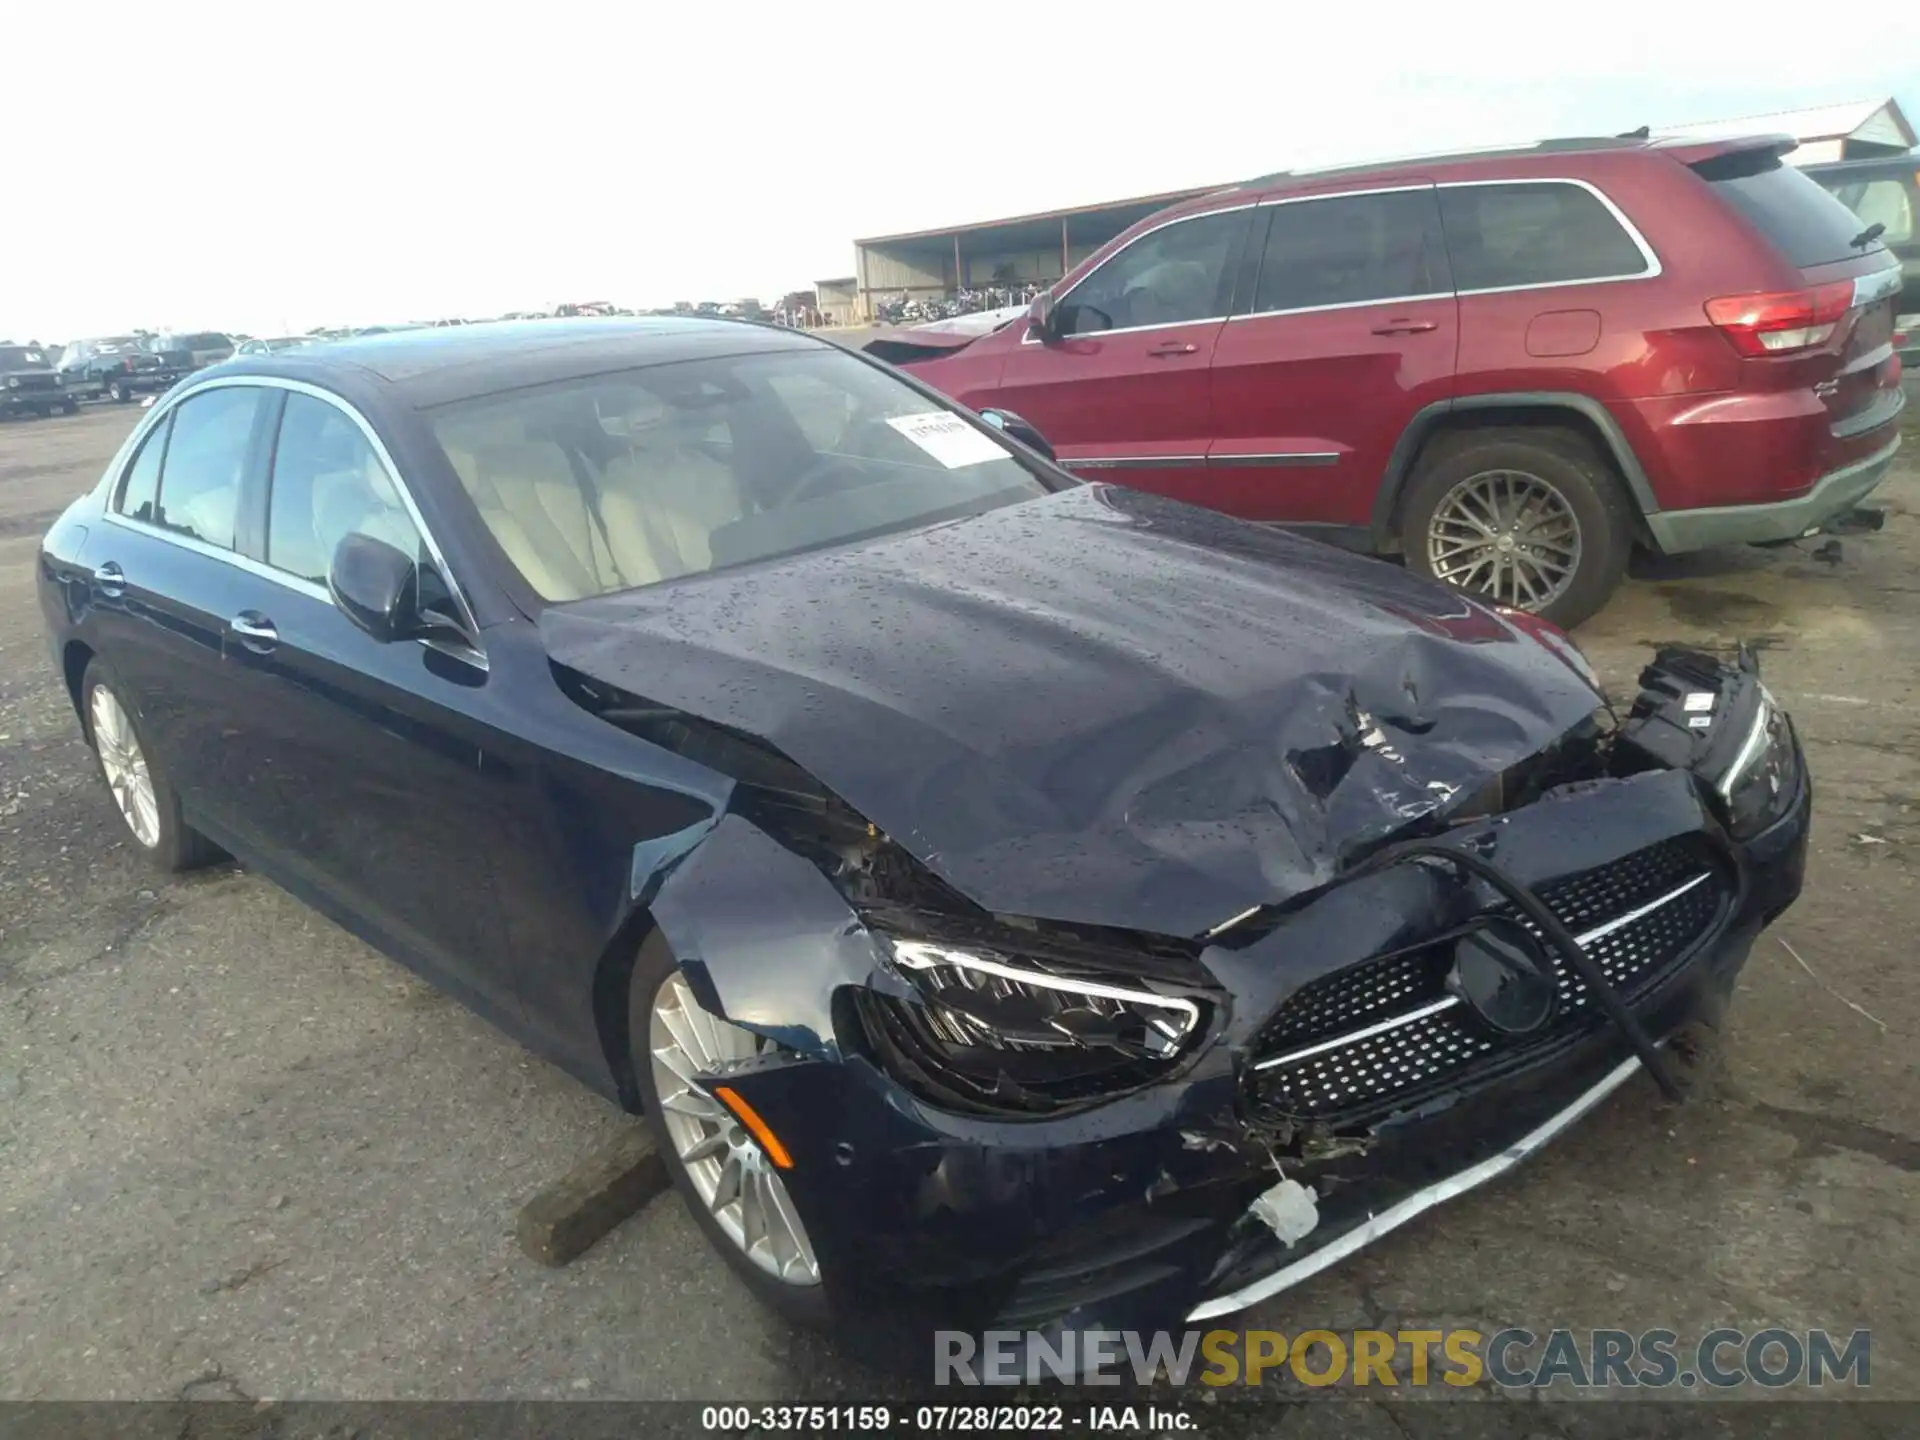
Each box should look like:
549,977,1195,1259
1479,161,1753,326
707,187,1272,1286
633,646,1810,1359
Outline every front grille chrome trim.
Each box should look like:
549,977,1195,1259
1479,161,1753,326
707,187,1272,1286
1251,871,1713,1075
1253,996,1460,1072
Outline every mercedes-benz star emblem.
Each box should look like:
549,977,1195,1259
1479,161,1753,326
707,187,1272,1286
1447,918,1560,1036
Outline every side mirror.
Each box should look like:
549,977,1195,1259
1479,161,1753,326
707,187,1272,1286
1026,291,1057,342
978,408,1056,463
328,533,422,643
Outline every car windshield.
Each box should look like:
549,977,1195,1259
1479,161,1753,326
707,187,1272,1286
429,346,1055,601
0,347,48,367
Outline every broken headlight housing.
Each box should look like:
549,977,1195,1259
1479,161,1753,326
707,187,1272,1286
1715,685,1800,839
859,937,1210,1114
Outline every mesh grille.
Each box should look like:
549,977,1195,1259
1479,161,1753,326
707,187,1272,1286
1250,837,1723,1124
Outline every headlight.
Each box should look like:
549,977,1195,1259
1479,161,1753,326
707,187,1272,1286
1715,685,1798,838
860,937,1210,1113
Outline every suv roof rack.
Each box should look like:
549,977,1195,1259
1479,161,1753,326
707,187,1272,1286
1237,135,1644,190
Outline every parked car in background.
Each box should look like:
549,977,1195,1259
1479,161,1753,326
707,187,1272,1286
877,133,1905,627
1,343,76,418
1805,154,1918,373
148,332,236,370
57,337,192,403
234,336,321,357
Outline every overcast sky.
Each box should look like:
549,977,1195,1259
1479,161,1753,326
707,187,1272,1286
9,2,1917,341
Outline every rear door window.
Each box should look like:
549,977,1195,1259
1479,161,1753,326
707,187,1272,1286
152,386,266,550
1250,187,1450,313
1694,152,1890,267
115,415,173,524
1440,181,1653,291
1055,209,1248,335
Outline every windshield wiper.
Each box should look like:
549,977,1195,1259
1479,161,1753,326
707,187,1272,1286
1850,221,1886,249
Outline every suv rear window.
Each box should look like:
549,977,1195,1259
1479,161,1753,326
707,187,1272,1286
1693,151,1887,268
1439,181,1652,291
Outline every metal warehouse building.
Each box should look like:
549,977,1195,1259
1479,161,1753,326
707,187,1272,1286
831,96,1912,323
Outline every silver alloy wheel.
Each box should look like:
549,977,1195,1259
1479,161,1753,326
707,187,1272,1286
648,972,821,1286
88,683,161,849
1426,469,1583,611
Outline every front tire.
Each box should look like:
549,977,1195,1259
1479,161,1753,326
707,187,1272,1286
80,661,222,872
61,399,79,415
1400,428,1632,629
630,933,833,1328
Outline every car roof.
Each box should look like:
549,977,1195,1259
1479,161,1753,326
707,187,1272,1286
216,316,827,409
1207,131,1798,201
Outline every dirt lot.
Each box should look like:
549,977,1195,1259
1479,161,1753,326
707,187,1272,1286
1,403,1916,1416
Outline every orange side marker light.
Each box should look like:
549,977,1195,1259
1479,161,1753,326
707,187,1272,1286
712,1085,795,1169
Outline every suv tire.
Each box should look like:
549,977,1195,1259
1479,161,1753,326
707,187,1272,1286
108,377,130,403
1401,428,1632,629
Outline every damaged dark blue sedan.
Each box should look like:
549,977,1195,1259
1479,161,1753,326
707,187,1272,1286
37,320,1809,1356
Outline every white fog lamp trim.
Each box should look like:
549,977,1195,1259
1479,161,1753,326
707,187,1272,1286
1716,686,1777,802
889,941,1202,1043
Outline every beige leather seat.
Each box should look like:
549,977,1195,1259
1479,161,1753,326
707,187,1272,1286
599,434,744,577
438,415,745,600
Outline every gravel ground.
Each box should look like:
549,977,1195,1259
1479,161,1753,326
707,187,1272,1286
0,402,1915,1419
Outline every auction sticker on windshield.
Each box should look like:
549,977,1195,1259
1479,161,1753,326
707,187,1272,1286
887,412,1009,468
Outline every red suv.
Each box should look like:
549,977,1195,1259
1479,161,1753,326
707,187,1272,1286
876,134,1906,626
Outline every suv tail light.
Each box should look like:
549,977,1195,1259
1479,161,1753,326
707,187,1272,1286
1704,282,1854,356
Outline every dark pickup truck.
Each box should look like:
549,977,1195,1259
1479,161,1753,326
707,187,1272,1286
56,336,192,403
1807,155,1919,371
0,345,74,418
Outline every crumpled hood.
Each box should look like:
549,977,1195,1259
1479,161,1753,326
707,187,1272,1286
542,485,1603,937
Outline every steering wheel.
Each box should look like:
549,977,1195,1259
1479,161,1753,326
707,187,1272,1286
780,453,850,507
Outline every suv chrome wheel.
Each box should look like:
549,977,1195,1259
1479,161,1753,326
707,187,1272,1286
1427,469,1583,612
89,684,160,849
648,972,820,1286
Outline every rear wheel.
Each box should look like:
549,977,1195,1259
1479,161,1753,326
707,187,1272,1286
61,399,79,415
1400,429,1632,629
80,661,222,872
108,377,130,403
631,934,832,1327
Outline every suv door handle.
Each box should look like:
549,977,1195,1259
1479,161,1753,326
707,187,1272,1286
1371,319,1439,335
93,561,126,597
1146,341,1199,357
230,611,278,653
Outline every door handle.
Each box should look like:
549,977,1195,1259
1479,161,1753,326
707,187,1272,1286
1371,319,1440,335
230,611,278,653
1146,341,1199,357
93,561,126,597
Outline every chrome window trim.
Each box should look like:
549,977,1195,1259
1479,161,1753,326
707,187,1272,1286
1021,201,1258,346
101,509,332,602
120,375,485,647
101,375,489,670
1436,176,1663,294
1227,289,1455,323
